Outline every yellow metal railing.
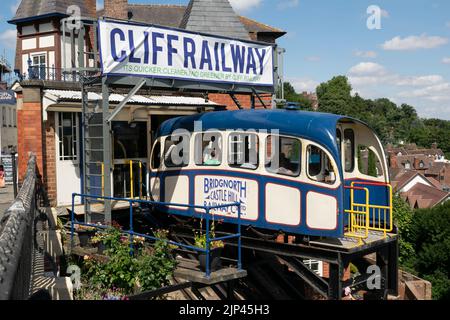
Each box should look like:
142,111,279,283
345,182,393,244
345,186,370,244
351,182,393,237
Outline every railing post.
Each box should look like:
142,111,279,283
205,207,210,278
71,193,75,251
130,160,134,199
237,203,242,270
129,200,134,256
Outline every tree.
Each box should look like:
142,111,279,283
408,202,450,300
279,82,313,110
316,76,353,115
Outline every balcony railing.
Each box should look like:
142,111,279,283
18,65,100,83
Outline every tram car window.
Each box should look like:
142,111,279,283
228,133,259,170
344,129,355,172
195,132,223,166
265,135,301,177
151,140,161,169
164,134,190,168
307,145,336,184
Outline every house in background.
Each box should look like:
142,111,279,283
0,57,17,155
390,168,450,209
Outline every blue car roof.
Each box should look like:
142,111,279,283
157,109,362,162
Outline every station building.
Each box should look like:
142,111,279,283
8,0,285,207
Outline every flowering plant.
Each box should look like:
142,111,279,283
193,217,224,250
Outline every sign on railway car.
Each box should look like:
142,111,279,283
98,20,274,87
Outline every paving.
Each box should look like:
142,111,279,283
0,185,15,219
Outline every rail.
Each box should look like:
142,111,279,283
71,193,242,278
351,182,393,236
344,186,370,244
0,154,46,300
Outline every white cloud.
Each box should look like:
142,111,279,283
346,62,450,119
0,29,17,49
398,83,450,102
287,78,320,93
306,56,320,62
443,57,450,64
10,0,20,15
277,0,299,10
348,62,386,76
229,0,262,12
382,34,449,51
354,50,377,58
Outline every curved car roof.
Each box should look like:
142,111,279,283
157,109,364,162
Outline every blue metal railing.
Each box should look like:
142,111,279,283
70,193,242,278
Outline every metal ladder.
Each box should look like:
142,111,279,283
81,83,105,223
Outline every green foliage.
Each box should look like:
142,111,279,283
136,230,178,292
392,195,415,265
400,202,450,300
80,225,177,297
279,82,313,110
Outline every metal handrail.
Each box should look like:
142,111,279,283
344,186,370,244
71,193,242,278
351,181,393,236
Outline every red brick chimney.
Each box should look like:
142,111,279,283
84,0,97,18
104,0,128,20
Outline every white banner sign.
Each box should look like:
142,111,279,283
99,20,274,87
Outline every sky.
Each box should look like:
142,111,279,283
0,0,449,119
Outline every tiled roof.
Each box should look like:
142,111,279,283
401,183,449,209
425,162,445,176
98,4,187,28
10,0,94,23
96,3,283,39
180,0,250,40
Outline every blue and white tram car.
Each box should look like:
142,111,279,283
149,109,393,240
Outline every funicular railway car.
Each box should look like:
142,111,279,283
148,109,393,242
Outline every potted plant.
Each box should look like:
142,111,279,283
76,225,97,247
194,219,224,272
90,232,108,254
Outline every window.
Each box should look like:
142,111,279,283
228,133,259,170
303,259,323,277
1,107,6,127
358,145,383,177
307,145,336,184
57,112,78,161
13,109,16,127
195,132,222,166
404,161,411,169
336,129,342,155
30,54,46,80
164,134,190,168
344,129,354,172
151,140,161,170
266,135,301,177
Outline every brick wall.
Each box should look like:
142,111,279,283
322,262,351,281
17,101,43,182
44,112,57,205
104,0,128,20
209,93,272,110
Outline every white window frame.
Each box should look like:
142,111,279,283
303,259,323,277
56,112,79,161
